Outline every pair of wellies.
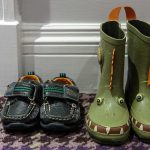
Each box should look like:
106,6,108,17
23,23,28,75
86,6,150,144
1,72,83,132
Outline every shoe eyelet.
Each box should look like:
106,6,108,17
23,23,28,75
72,103,76,108
97,98,103,105
6,101,10,106
136,93,144,102
118,98,124,105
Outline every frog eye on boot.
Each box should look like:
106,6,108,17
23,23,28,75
97,98,104,105
118,98,124,105
136,93,144,102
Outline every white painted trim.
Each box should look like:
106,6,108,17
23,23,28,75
0,20,18,25
23,36,99,45
2,0,16,21
0,1,2,20
22,23,127,46
22,23,127,55
22,23,127,31
1,0,4,20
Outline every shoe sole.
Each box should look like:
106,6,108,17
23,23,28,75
87,126,130,145
3,121,38,132
40,119,83,132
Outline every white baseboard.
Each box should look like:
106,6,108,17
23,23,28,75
22,23,126,47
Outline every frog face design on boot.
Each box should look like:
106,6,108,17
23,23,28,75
86,7,133,144
125,7,150,140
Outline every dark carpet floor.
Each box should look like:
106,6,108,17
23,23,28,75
0,94,150,150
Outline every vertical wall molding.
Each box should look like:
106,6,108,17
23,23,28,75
0,0,3,20
1,0,16,21
0,0,21,95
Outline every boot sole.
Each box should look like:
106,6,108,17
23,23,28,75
87,126,130,145
132,123,150,142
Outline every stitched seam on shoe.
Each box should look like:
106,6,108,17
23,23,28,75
3,103,36,119
43,103,75,120
109,49,115,90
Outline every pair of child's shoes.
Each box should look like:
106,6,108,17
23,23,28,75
1,72,82,132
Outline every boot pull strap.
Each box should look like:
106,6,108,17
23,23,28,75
124,6,136,20
108,7,121,21
108,6,136,21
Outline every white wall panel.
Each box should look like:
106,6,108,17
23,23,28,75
23,54,128,93
23,45,98,55
21,0,150,23
23,55,100,93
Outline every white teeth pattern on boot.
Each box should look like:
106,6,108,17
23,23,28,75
94,126,97,132
88,121,91,127
127,121,129,126
139,124,143,131
131,117,134,122
120,128,124,134
106,127,110,134
86,119,89,125
135,120,138,125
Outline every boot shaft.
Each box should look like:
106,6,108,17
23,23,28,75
125,7,150,139
127,20,150,85
86,8,130,143
99,21,126,96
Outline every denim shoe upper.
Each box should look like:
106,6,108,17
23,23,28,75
40,73,81,124
1,74,42,124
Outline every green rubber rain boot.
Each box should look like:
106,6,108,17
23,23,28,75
125,6,150,141
86,7,130,144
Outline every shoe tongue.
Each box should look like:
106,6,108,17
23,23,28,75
50,101,71,116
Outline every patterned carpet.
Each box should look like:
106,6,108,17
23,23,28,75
0,94,150,150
